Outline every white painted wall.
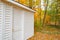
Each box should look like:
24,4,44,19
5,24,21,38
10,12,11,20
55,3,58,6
0,1,4,40
13,6,24,40
0,1,13,40
24,11,34,40
4,3,13,40
0,1,34,40
13,6,34,40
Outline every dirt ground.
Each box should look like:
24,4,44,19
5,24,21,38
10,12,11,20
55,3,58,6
28,32,60,40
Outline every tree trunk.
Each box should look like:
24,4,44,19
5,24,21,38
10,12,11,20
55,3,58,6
42,0,48,27
29,0,33,8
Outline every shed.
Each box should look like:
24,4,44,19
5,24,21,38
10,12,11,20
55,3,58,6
0,0,35,40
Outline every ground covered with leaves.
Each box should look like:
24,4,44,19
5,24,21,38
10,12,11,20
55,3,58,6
28,32,60,40
28,26,60,40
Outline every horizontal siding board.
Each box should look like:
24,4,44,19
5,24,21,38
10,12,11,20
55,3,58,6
4,3,13,40
0,1,4,40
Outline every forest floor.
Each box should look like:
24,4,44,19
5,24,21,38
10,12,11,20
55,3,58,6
28,32,60,40
28,26,60,40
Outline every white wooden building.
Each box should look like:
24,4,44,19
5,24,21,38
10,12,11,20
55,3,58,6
0,0,35,40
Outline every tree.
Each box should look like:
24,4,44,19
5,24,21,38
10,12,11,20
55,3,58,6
42,0,49,27
29,0,33,8
55,0,60,26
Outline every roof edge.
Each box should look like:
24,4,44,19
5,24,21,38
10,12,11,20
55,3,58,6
5,0,36,13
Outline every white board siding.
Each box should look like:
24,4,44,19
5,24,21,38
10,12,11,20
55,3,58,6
12,6,34,40
0,1,34,40
0,1,13,40
13,6,23,32
0,2,4,40
24,11,34,40
3,3,13,40
13,6,24,40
